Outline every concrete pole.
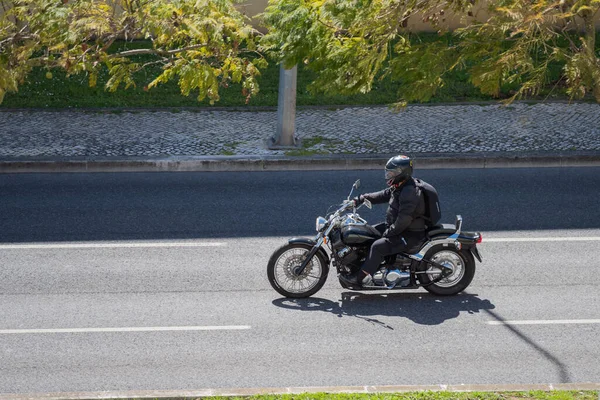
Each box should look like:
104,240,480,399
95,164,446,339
271,64,298,147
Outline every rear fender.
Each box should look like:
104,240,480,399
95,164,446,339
456,232,483,262
419,232,483,263
469,245,483,263
456,236,483,263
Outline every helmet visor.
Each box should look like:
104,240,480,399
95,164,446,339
385,169,396,181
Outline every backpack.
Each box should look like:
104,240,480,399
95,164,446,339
414,178,441,226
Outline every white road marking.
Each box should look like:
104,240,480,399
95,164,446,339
0,325,251,334
0,242,226,249
488,319,600,326
484,237,600,242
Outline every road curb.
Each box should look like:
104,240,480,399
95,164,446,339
1,152,600,173
1,383,599,399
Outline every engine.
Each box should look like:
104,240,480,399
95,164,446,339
335,245,358,263
329,229,365,272
373,255,412,287
330,224,414,278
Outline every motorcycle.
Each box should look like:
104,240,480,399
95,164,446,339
267,180,483,298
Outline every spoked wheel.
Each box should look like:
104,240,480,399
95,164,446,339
267,243,329,298
418,244,476,296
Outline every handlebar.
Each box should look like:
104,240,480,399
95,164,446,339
331,199,369,219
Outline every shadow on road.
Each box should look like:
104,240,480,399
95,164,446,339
483,308,572,383
2,168,599,242
272,292,495,328
273,292,572,382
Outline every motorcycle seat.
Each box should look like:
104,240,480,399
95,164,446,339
427,223,457,238
401,236,429,255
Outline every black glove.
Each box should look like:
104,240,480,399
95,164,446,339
352,195,364,207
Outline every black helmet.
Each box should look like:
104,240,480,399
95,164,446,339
385,155,413,186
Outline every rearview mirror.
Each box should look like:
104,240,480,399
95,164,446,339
347,179,361,201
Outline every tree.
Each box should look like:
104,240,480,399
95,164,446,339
260,0,600,105
0,0,267,104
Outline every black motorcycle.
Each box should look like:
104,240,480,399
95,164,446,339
267,180,483,298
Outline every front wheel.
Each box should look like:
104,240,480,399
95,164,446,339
267,243,329,298
418,244,476,296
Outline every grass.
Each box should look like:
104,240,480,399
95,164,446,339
220,142,242,156
284,135,345,156
1,33,599,109
121,391,598,400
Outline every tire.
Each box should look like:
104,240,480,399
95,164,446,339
267,243,330,298
418,244,476,296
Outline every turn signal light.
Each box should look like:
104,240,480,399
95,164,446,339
477,234,483,244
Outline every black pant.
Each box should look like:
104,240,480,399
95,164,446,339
361,224,425,275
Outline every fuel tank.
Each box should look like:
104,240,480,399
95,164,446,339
341,224,382,245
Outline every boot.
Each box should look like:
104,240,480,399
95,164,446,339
340,270,373,287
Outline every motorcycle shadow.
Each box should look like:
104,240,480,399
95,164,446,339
272,291,495,327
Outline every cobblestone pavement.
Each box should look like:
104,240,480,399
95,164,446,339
1,102,599,159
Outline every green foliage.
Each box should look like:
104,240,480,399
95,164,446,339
4,0,600,107
454,0,600,103
0,48,415,108
261,0,398,96
262,0,600,105
0,0,265,105
3,34,595,108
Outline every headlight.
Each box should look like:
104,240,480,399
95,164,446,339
316,217,327,232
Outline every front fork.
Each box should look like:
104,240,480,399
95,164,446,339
291,234,326,276
296,237,324,275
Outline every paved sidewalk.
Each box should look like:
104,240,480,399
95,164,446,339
1,102,599,172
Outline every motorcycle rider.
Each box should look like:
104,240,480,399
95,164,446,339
340,155,427,287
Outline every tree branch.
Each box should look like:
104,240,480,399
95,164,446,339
110,43,208,58
140,59,169,69
101,36,117,52
0,28,40,49
239,49,263,57
561,24,579,52
316,17,338,31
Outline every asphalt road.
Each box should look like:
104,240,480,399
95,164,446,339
1,168,599,395
1,167,600,243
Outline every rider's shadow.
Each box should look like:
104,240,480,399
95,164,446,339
272,292,495,329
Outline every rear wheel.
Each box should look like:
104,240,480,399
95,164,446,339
418,244,475,296
267,243,329,298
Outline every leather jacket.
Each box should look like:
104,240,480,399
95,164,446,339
360,177,426,237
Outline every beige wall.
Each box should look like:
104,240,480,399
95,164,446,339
238,0,269,20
